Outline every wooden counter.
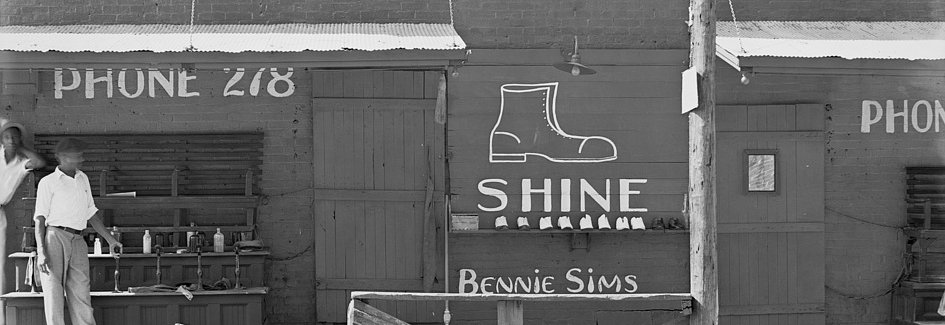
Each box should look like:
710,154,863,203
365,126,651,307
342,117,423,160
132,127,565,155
3,287,267,325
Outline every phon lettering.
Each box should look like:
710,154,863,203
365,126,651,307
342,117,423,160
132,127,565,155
53,67,296,99
861,99,945,133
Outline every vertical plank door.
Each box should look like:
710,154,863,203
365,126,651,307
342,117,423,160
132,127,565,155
716,104,826,324
312,70,445,324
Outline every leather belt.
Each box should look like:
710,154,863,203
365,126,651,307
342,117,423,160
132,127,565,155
52,225,82,235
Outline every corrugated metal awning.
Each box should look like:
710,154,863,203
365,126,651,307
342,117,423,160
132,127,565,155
716,21,945,75
0,23,466,53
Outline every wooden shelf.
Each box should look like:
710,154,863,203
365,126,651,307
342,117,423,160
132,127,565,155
21,195,259,209
9,250,270,259
2,287,269,299
451,229,689,234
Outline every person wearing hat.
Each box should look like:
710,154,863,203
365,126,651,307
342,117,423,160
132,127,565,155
34,138,120,325
0,120,45,295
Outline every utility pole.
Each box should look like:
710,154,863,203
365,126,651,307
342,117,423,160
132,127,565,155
688,0,718,323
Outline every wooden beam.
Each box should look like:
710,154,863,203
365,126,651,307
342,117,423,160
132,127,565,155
347,300,410,325
350,291,692,303
315,279,423,291
421,146,437,292
497,300,524,325
719,303,825,316
688,0,719,323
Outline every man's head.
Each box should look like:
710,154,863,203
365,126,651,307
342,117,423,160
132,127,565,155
55,138,87,172
1,127,22,152
0,122,25,152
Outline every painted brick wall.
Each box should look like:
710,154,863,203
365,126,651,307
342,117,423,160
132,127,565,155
0,68,317,324
717,66,945,325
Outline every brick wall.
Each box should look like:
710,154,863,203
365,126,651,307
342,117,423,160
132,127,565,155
717,66,945,325
0,68,317,324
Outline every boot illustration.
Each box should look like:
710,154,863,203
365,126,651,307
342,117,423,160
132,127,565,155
490,82,618,163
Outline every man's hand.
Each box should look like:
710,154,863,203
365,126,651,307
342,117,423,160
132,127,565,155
37,250,50,274
109,241,123,256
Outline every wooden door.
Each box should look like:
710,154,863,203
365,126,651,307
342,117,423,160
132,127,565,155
717,104,826,324
311,71,445,324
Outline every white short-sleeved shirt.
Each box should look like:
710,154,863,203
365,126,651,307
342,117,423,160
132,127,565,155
33,167,98,230
0,146,31,205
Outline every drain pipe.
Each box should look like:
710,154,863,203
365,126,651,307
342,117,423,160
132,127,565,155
443,196,451,325
442,69,452,325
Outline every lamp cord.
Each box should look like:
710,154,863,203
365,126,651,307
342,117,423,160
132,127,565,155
187,0,197,51
726,0,747,54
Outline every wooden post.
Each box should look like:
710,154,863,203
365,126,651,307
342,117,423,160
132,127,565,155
496,300,523,325
688,0,719,323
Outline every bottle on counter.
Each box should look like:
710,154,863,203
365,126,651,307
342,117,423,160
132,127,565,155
143,230,152,254
93,237,103,255
154,233,164,249
186,222,196,247
213,228,225,253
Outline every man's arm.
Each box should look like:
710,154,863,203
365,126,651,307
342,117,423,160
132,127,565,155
18,146,45,170
88,213,122,255
34,216,49,273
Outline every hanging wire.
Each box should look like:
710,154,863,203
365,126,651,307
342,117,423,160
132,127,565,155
726,0,747,54
447,0,460,48
186,0,197,51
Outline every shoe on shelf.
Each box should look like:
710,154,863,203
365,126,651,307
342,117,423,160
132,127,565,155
652,217,665,230
630,217,646,230
668,218,686,230
539,216,553,230
616,217,630,231
579,214,594,230
517,217,531,231
597,214,612,230
495,216,509,230
558,216,574,230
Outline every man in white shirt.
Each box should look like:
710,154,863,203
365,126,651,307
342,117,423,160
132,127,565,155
34,138,121,325
0,120,45,294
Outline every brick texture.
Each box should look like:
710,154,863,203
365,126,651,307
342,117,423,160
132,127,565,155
717,68,945,325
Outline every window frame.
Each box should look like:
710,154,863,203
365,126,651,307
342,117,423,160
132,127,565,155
744,149,779,194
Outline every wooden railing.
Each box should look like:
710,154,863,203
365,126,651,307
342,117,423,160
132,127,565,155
347,291,693,325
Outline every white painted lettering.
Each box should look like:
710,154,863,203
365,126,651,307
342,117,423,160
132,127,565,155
148,69,174,98
480,277,495,294
542,276,555,293
458,269,478,294
514,277,532,293
619,179,647,212
623,275,638,293
597,275,622,293
912,100,933,133
886,100,908,133
84,68,113,99
477,179,508,212
580,179,610,212
861,100,883,133
496,277,514,293
117,69,145,98
936,101,945,132
521,178,552,212
267,68,295,97
565,268,584,293
177,70,200,97
54,68,81,99
560,179,572,212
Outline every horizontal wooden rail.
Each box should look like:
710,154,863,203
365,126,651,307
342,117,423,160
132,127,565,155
21,196,259,209
348,291,692,325
351,291,693,303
